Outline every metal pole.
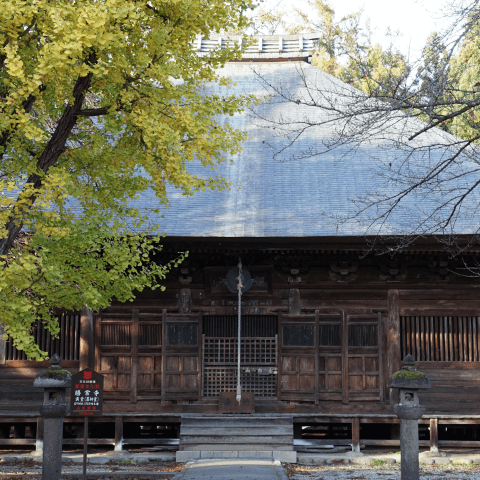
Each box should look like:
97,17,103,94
236,259,243,404
83,416,88,480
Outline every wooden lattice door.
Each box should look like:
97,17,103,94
279,312,384,404
279,314,317,402
318,315,343,402
202,315,278,399
346,313,383,403
95,310,163,403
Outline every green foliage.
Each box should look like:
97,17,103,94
290,0,409,98
390,369,425,380
0,0,257,360
445,19,480,142
44,369,72,377
371,459,387,466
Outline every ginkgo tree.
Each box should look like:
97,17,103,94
0,0,257,360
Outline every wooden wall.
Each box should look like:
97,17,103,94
0,312,86,413
2,242,480,417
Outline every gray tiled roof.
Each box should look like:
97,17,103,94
136,59,480,238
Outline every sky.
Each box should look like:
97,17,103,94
333,0,451,58
262,0,453,60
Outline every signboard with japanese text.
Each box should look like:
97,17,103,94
218,392,254,414
70,368,104,416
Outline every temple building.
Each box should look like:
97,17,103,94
2,34,480,458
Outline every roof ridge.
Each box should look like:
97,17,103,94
195,33,320,60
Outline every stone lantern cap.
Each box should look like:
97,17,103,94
33,354,72,389
387,376,431,390
386,354,431,390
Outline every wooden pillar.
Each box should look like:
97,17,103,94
130,309,138,404
161,309,167,404
429,418,439,453
341,311,349,404
115,417,123,451
36,417,44,452
390,424,400,440
314,310,319,405
351,417,360,452
76,421,85,439
79,308,93,370
386,290,401,401
12,424,26,439
0,324,6,364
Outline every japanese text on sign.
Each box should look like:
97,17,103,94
70,368,104,416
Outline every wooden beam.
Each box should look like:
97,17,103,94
430,418,438,453
386,290,401,400
438,440,480,447
360,439,430,447
0,439,36,445
79,308,93,370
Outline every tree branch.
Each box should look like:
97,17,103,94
0,51,98,257
75,107,109,117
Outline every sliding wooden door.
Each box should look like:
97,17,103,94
162,313,201,402
279,311,383,404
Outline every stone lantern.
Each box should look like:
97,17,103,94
34,354,71,480
387,354,431,480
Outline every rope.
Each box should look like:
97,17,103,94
236,258,242,404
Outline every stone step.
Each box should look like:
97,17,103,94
176,450,297,463
182,443,292,451
180,417,293,427
181,435,292,445
181,426,292,436
179,415,294,453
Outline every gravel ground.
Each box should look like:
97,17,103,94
0,459,182,477
285,463,480,479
